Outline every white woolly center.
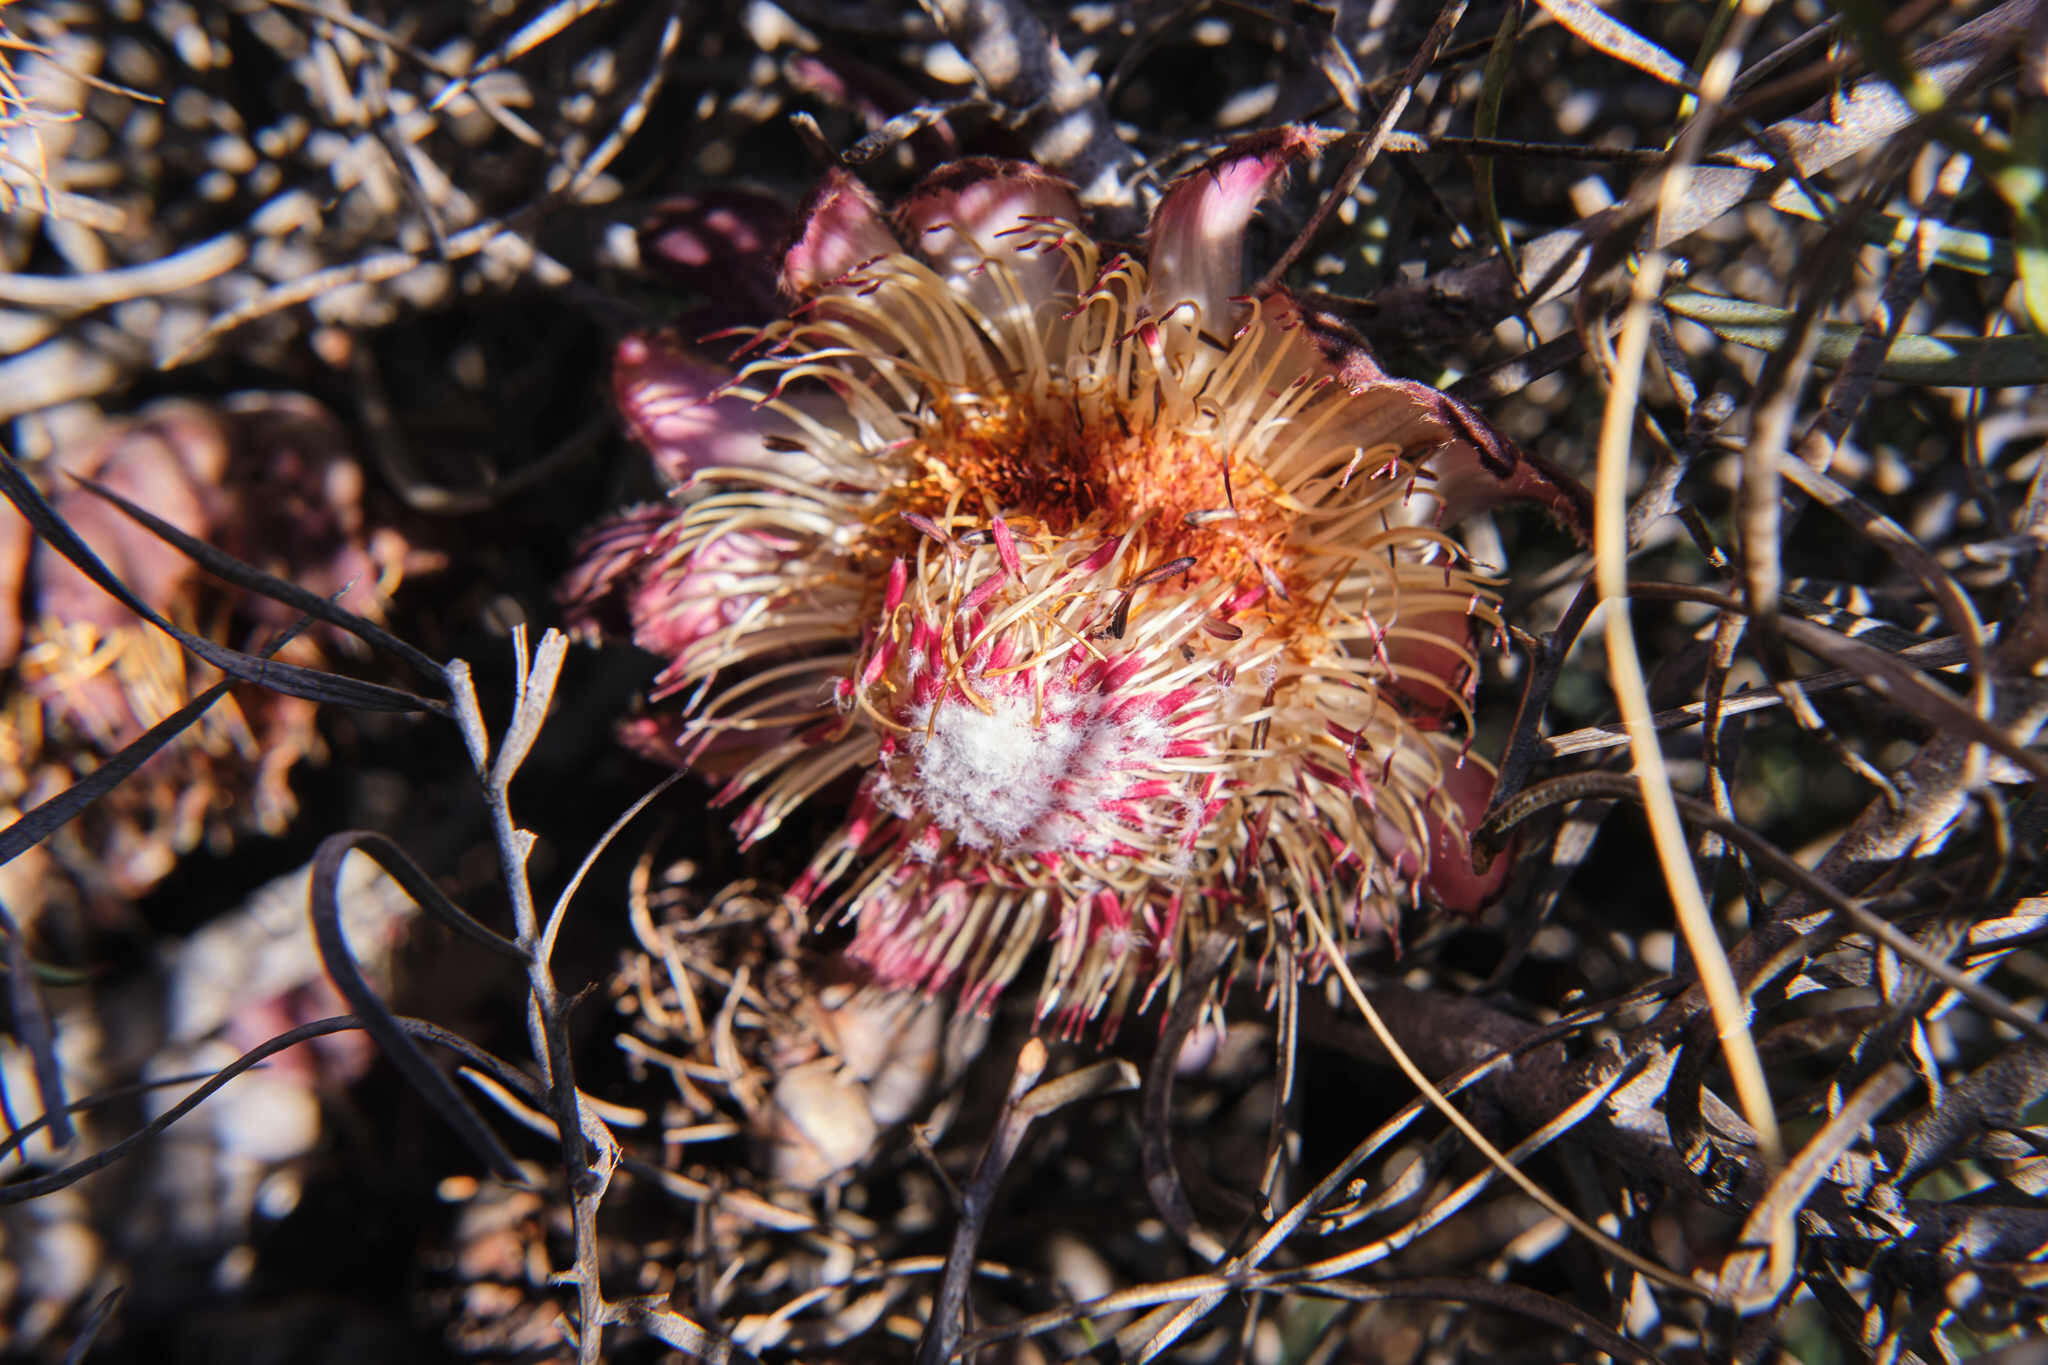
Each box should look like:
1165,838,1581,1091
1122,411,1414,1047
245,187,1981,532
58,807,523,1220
907,692,1083,851
887,685,1158,855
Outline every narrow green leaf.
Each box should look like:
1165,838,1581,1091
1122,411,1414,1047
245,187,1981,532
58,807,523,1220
1665,291,2048,387
1471,3,1522,277
1769,183,2012,278
1998,106,2048,334
0,958,94,986
2015,231,2048,336
1677,0,1742,124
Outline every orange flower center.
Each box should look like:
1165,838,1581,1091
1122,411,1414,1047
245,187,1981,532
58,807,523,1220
882,389,1311,607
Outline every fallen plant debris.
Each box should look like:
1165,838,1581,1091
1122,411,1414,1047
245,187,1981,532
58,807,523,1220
1,1,2047,1362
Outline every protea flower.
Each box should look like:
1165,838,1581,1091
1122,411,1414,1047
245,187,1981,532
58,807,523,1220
567,130,1582,1034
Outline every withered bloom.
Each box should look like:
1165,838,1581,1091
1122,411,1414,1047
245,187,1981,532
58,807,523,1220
569,131,1575,1033
1,396,431,903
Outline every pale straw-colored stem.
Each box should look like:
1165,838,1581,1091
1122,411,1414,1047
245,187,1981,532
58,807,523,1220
1591,2,1784,1189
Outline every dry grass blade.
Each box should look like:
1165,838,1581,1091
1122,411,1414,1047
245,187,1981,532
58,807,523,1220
1732,232,1845,648
1529,0,1694,88
1588,0,1790,1174
1599,238,1784,1162
541,773,683,964
70,472,445,681
1539,632,1973,757
1,900,69,1150
1485,773,2048,1050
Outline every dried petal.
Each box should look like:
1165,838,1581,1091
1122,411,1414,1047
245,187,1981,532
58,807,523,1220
559,503,673,641
5,395,426,903
1146,126,1333,337
613,332,826,486
763,1059,878,1187
779,167,900,299
0,501,28,669
632,523,803,680
221,392,408,622
1300,300,1594,541
896,158,1083,330
38,403,232,632
1420,755,1508,912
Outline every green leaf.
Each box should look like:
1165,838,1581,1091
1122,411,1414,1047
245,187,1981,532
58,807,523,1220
1769,183,2012,278
1664,291,2048,387
1471,3,1522,278
1994,106,2048,334
1677,0,1742,125
0,957,93,986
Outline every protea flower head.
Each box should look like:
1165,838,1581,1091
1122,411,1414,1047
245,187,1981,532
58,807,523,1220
567,130,1583,1034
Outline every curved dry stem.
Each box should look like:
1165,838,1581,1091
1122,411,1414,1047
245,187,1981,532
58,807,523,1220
311,834,529,1185
1589,0,1784,1173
